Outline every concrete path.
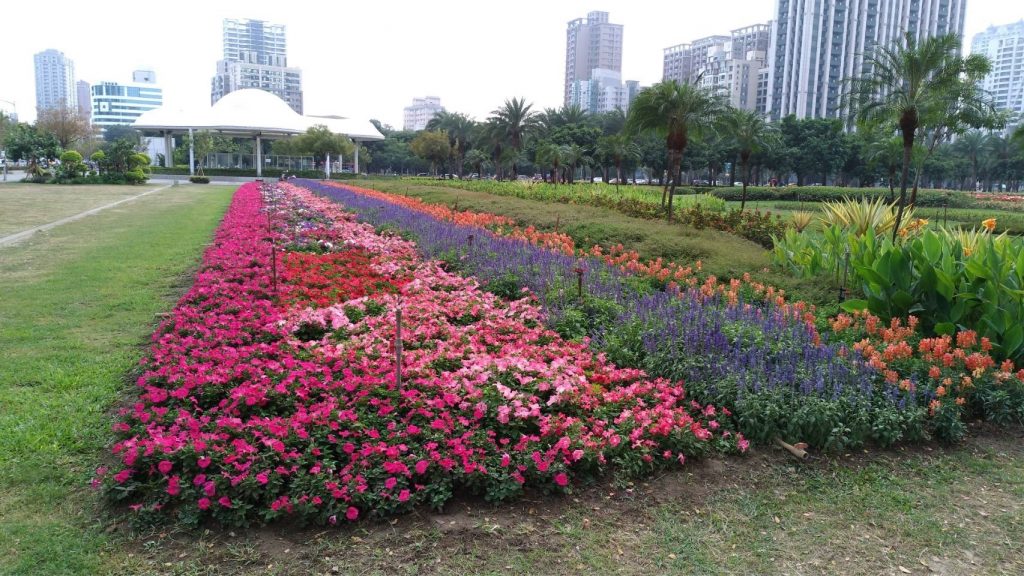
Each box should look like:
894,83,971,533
0,183,174,247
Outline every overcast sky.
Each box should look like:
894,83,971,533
1,0,1020,127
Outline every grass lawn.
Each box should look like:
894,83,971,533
0,182,170,237
359,179,834,305
0,185,235,575
108,428,1024,575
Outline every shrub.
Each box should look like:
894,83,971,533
189,176,210,184
125,169,148,184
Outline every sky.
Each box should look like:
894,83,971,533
0,0,1020,128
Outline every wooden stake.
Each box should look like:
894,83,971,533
775,437,808,460
395,305,403,390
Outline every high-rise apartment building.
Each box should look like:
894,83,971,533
766,0,967,121
91,70,163,133
971,20,1024,127
211,18,303,114
569,69,642,114
76,80,91,122
663,24,771,112
34,49,77,112
565,11,623,107
403,97,444,131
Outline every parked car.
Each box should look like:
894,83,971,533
592,177,603,183
634,178,649,185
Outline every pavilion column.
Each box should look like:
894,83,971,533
255,134,262,178
188,128,195,176
353,140,360,174
326,153,331,179
163,132,173,168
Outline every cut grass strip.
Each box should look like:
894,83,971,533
0,185,235,575
0,183,167,237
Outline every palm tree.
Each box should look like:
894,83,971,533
464,149,489,179
953,130,991,191
596,134,641,192
535,142,564,184
426,112,475,178
863,130,904,201
627,80,724,219
489,98,538,179
717,108,776,210
562,143,587,184
851,32,995,241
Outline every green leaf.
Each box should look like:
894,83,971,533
891,290,914,312
934,322,956,336
1002,325,1023,358
840,299,869,313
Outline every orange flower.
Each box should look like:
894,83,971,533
936,385,946,397
982,218,996,232
955,397,966,406
928,365,942,379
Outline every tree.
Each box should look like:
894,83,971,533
426,111,475,177
58,150,85,179
410,131,451,176
464,149,489,178
36,102,94,150
3,123,61,174
293,125,355,172
626,80,724,219
535,142,564,184
102,125,141,144
852,32,996,241
596,134,640,191
488,97,538,179
717,109,776,210
861,124,905,199
953,130,991,191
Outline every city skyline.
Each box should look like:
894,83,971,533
0,0,1019,129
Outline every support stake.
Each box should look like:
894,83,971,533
395,303,403,390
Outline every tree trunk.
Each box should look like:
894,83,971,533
740,153,750,211
893,138,914,243
667,149,682,221
616,160,623,193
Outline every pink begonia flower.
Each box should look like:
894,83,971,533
554,473,569,487
157,460,173,475
398,489,411,502
218,496,232,508
198,498,211,510
346,506,359,521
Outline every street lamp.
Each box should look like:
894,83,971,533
0,98,16,182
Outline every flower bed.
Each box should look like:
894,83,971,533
296,181,953,451
101,182,743,527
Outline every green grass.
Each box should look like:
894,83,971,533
106,433,1024,575
0,182,168,237
0,185,235,575
361,179,833,305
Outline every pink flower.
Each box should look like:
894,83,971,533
197,457,211,469
554,473,569,487
414,460,429,474
737,435,750,453
346,506,359,521
114,469,132,484
198,498,211,510
384,477,397,490
218,496,232,508
256,471,269,485
157,460,173,475
167,475,181,496
398,489,411,502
